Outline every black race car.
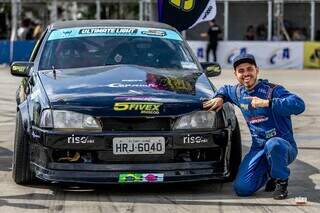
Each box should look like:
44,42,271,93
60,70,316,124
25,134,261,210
11,20,241,185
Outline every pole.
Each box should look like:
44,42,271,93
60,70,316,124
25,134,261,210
10,0,19,63
268,0,272,41
96,0,101,20
139,0,143,21
311,0,315,41
224,0,229,41
50,0,57,23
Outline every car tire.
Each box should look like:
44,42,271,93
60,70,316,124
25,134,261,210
227,118,242,181
12,111,34,184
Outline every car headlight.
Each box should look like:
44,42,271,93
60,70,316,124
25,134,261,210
173,111,217,130
40,109,102,130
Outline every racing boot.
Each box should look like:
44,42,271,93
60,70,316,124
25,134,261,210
273,179,288,200
264,178,276,192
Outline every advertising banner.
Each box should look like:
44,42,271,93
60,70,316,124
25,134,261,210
0,40,35,64
188,41,304,69
304,42,320,69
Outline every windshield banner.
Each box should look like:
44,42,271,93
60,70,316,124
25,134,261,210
48,27,182,41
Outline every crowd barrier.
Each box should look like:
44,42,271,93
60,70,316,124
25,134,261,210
1,40,320,69
0,40,36,64
188,41,320,69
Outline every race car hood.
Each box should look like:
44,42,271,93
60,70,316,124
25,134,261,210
39,65,215,116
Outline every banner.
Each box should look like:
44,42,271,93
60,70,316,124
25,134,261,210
0,40,35,64
158,0,216,31
304,42,320,69
187,41,304,69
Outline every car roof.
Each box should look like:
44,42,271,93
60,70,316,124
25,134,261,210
50,20,178,32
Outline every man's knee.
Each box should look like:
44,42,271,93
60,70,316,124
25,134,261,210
264,137,288,155
233,178,255,196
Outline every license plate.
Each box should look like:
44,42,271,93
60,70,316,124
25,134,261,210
113,137,165,154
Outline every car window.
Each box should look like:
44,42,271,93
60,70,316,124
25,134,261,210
39,27,199,71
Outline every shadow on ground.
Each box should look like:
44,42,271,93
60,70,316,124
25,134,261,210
0,146,12,172
0,145,319,209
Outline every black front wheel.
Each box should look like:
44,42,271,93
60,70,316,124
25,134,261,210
227,118,242,181
12,111,34,184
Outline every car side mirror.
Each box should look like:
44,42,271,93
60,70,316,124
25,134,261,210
10,62,33,77
201,62,222,77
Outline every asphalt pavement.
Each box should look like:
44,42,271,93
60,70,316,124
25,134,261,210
0,66,319,213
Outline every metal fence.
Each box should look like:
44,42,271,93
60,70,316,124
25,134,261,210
0,0,319,41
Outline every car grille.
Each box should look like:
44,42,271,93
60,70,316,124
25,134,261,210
100,117,173,131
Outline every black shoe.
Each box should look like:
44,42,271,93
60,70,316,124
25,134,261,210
273,179,288,200
265,178,276,192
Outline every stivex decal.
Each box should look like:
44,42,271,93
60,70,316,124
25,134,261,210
114,102,163,114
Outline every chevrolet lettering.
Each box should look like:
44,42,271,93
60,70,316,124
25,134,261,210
10,20,241,185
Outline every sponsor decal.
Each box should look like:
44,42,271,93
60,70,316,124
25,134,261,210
107,83,148,88
258,88,268,95
114,96,161,101
62,30,73,36
146,74,195,94
67,134,95,144
48,27,182,41
114,102,163,114
181,62,198,69
248,116,269,124
265,128,277,139
304,42,320,68
270,48,290,65
240,103,249,110
169,0,195,12
12,65,25,73
141,30,167,37
119,173,164,183
202,6,213,20
79,28,138,35
183,134,208,144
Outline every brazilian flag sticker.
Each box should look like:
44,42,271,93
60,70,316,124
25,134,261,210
119,173,164,183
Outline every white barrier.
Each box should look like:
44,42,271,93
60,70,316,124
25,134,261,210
187,41,304,69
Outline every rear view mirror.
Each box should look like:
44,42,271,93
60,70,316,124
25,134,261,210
10,62,33,77
201,62,221,77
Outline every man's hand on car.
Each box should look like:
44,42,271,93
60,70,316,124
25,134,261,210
203,97,224,111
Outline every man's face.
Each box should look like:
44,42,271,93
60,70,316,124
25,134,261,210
234,63,259,89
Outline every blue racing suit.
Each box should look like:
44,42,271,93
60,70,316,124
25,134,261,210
215,79,305,196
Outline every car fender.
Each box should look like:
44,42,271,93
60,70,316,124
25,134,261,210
222,103,237,130
17,100,31,135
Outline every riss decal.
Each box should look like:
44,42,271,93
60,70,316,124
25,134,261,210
67,134,95,144
183,134,208,144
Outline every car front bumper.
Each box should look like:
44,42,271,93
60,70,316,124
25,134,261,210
29,127,231,184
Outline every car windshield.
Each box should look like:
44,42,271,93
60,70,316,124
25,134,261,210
39,27,199,71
